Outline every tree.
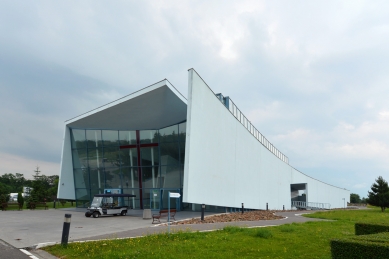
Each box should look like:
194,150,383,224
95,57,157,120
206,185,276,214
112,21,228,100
0,182,11,196
17,192,24,207
367,176,389,212
350,193,361,203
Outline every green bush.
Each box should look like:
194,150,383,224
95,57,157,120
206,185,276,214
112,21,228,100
17,192,24,208
355,222,389,235
0,194,6,203
331,233,389,259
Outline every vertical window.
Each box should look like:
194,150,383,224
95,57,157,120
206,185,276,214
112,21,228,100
102,130,119,147
71,129,86,149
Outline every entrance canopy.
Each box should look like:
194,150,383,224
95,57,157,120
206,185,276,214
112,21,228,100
66,79,187,130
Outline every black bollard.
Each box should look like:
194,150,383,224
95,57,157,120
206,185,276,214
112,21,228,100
242,203,244,214
201,204,205,221
61,214,72,246
266,203,268,211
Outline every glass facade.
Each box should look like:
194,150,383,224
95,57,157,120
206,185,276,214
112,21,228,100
70,122,186,210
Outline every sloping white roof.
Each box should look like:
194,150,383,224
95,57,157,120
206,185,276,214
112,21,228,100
66,79,187,130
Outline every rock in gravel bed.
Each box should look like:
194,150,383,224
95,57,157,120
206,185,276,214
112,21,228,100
170,210,284,225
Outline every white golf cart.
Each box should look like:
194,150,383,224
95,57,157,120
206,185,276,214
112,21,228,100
85,193,136,218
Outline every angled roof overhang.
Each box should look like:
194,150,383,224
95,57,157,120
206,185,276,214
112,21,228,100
66,79,187,130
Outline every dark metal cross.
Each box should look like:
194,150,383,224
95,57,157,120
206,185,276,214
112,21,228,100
119,130,158,209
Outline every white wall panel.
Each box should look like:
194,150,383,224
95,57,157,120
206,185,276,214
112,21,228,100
184,69,349,209
58,126,76,199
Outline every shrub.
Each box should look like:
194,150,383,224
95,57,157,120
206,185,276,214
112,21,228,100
254,228,273,239
0,194,6,204
355,223,389,235
331,232,389,259
17,192,24,208
59,199,67,206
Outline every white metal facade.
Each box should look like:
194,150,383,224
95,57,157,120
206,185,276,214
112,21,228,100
183,69,349,209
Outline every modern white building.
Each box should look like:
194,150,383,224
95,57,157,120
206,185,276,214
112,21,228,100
58,69,349,211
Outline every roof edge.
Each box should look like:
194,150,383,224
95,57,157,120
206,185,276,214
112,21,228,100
65,79,187,125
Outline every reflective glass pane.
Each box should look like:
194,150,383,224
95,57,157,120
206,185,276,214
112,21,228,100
142,166,160,189
148,189,161,210
119,131,137,145
140,130,158,144
89,168,105,189
105,167,122,188
179,141,185,164
159,125,178,142
179,122,186,142
180,164,184,188
160,165,180,188
160,142,179,165
161,189,180,209
102,130,119,147
76,189,90,208
71,129,86,149
140,147,159,166
122,188,140,209
87,147,103,169
142,188,162,209
72,149,88,169
122,167,139,189
86,130,102,148
103,146,121,168
74,168,89,188
119,148,138,167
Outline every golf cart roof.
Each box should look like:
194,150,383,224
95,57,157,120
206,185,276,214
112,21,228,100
94,194,136,198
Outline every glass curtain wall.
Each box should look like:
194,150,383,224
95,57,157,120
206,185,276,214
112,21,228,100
70,122,186,209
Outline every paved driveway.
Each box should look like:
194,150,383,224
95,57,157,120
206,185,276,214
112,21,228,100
0,208,215,249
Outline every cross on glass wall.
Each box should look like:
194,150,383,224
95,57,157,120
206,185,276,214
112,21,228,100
120,130,159,209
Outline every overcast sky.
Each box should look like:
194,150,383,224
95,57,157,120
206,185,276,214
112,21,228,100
1,1,388,198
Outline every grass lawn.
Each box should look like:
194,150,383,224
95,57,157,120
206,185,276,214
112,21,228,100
304,206,389,225
43,207,389,259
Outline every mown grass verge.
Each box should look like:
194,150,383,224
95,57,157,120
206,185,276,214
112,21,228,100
43,207,388,259
44,221,353,259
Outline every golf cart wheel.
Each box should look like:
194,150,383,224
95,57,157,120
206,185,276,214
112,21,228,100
121,211,127,216
93,212,99,218
113,214,117,216
85,212,91,217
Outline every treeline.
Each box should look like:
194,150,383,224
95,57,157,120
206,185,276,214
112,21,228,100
0,172,59,203
350,193,368,204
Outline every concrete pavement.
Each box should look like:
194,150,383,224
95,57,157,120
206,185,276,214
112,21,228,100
0,208,216,249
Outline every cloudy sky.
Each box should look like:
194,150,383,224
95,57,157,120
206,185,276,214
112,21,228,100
1,1,388,198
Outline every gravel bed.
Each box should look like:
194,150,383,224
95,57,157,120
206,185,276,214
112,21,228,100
169,210,285,225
